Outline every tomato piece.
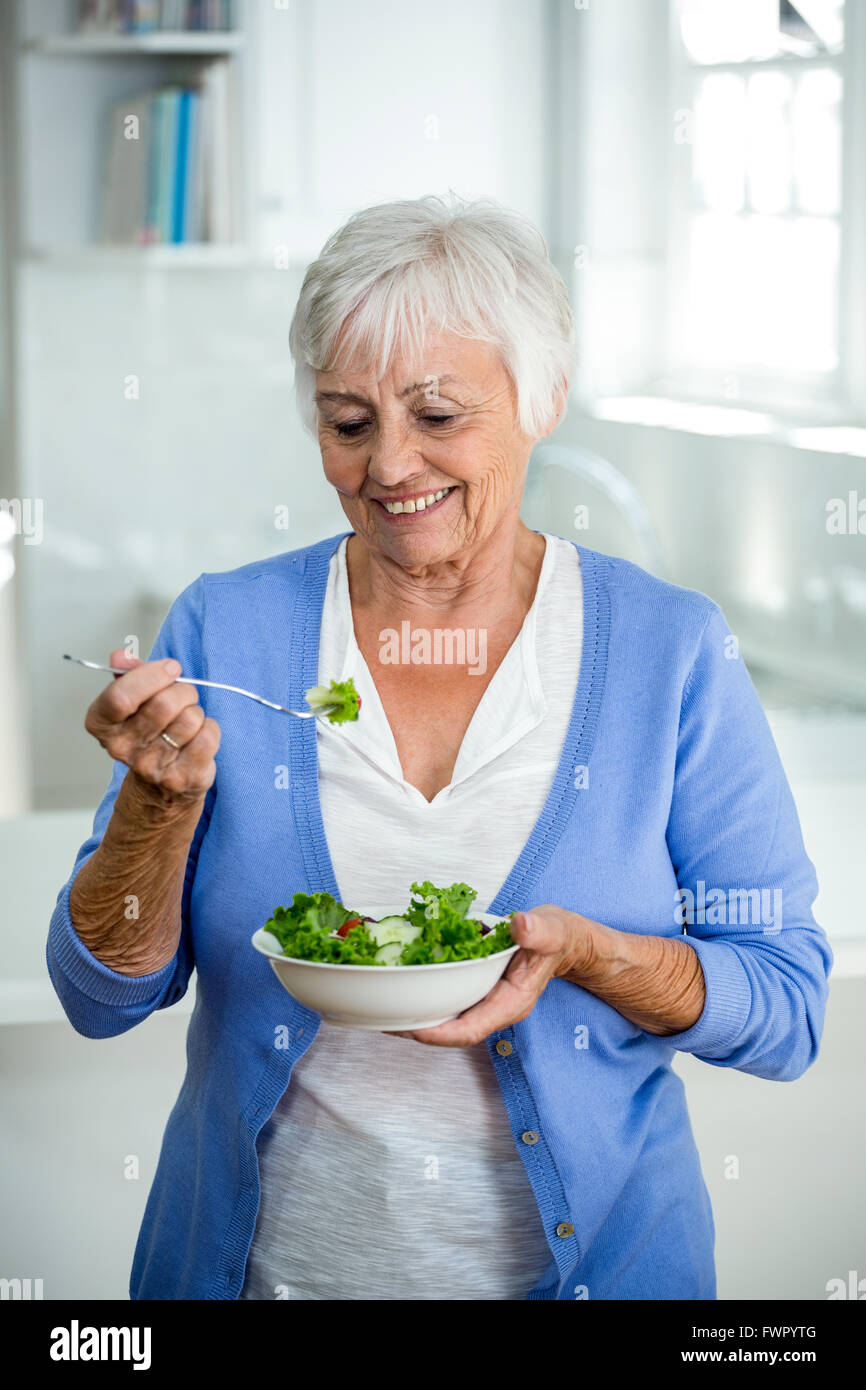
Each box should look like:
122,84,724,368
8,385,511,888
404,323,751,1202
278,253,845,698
336,916,363,938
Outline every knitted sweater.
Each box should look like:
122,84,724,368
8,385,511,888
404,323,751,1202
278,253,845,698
46,533,833,1300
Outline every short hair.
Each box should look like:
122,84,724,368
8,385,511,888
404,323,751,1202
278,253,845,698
289,191,576,439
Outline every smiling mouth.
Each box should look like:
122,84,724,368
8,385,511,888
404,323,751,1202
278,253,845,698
374,486,456,516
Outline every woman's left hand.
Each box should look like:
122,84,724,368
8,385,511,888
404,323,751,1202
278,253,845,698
390,906,599,1047
389,901,707,1046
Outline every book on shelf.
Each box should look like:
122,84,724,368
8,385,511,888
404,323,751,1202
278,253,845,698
77,0,234,34
98,63,236,246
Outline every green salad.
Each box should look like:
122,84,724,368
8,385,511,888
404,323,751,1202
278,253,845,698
304,678,361,725
262,881,515,965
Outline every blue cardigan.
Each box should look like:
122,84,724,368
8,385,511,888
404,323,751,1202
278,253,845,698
46,533,833,1301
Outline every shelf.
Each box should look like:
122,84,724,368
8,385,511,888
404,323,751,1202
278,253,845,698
21,32,244,57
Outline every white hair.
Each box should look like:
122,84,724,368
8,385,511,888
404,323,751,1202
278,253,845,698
289,191,575,439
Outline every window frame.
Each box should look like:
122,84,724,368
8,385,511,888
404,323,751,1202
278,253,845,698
655,0,865,425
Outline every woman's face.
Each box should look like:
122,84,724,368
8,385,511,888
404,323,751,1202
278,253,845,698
314,332,539,569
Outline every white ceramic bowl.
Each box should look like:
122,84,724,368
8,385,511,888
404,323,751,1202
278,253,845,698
251,910,518,1030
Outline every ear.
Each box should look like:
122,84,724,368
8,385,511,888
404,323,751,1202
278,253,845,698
539,376,568,439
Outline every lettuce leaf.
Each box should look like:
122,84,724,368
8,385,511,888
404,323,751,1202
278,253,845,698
263,892,381,964
405,880,477,926
401,883,514,963
262,883,515,965
304,678,360,725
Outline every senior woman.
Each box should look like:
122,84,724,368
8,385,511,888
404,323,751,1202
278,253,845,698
48,193,832,1302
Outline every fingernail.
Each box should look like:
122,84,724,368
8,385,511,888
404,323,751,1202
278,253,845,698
518,912,533,937
164,659,181,676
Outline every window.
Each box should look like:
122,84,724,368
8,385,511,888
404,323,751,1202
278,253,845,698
660,0,857,416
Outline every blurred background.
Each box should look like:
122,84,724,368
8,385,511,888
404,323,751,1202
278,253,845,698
0,0,863,1300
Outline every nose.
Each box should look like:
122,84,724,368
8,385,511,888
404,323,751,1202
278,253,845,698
365,415,427,489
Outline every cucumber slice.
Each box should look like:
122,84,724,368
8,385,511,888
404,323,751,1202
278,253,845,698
370,916,423,965
373,942,404,965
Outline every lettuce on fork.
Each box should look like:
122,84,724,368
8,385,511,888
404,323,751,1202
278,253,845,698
304,678,361,724
262,882,515,965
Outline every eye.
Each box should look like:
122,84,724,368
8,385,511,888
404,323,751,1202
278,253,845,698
334,419,369,437
331,412,457,437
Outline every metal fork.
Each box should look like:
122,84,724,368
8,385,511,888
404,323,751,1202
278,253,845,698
62,655,338,719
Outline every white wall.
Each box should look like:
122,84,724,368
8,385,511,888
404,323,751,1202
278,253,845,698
251,0,550,260
14,0,551,809
552,0,671,399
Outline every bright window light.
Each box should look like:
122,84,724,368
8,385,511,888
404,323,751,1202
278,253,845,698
678,0,780,65
694,75,746,213
789,427,866,455
747,71,793,215
677,0,844,62
686,212,745,364
593,396,778,435
670,3,845,393
685,212,838,372
793,68,842,214
791,0,845,51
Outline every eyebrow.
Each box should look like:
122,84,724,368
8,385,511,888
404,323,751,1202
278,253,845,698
314,375,467,406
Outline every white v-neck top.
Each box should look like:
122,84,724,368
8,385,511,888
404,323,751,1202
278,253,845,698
239,532,583,1301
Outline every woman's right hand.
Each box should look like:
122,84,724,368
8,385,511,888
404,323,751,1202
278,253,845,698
84,649,221,804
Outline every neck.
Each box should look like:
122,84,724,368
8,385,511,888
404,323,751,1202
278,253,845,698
346,513,546,623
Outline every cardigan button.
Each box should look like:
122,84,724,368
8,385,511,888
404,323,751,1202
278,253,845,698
556,1222,574,1238
521,1130,540,1145
495,1040,513,1057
